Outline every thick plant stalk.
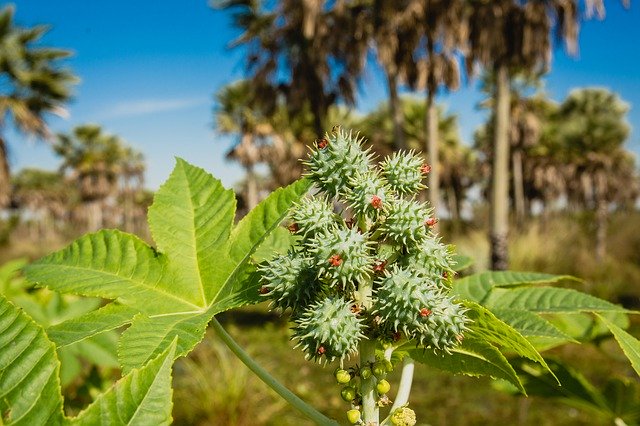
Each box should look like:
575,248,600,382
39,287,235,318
389,356,414,412
360,339,379,424
211,318,339,426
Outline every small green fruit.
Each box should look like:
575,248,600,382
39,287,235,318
372,361,387,379
335,369,351,384
376,379,391,395
341,386,357,402
383,359,394,373
346,409,361,424
360,366,372,380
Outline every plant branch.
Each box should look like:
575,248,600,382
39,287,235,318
211,318,339,426
389,355,414,411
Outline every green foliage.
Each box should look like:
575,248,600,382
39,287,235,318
25,159,311,372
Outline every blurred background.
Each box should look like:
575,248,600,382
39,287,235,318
1,1,640,424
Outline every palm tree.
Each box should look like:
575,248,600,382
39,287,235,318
465,0,614,270
0,6,77,208
53,125,140,232
215,0,368,136
11,167,72,239
553,88,633,261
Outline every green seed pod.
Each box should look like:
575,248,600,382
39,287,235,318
360,366,372,380
401,236,455,288
390,406,417,426
346,409,362,424
292,296,365,363
372,361,387,379
309,226,373,290
306,129,373,197
379,198,432,247
381,151,426,195
335,369,351,384
372,266,469,352
259,252,320,312
341,386,357,403
290,196,337,239
343,171,391,219
376,378,391,395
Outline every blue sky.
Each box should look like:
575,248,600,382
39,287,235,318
6,1,640,189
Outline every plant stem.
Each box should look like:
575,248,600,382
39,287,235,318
360,338,378,424
358,271,379,425
211,318,339,426
389,355,414,411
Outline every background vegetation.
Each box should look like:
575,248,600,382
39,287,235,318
1,1,639,425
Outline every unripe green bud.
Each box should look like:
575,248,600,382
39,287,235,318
341,386,357,402
346,409,362,424
376,379,391,395
335,369,351,384
360,366,372,380
372,361,387,379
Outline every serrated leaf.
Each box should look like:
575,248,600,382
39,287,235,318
452,271,577,302
598,314,640,377
148,157,236,305
118,312,209,374
70,338,177,425
408,336,525,393
512,358,607,408
25,160,310,371
0,296,64,425
465,302,554,379
47,302,138,348
485,287,627,313
229,178,311,264
490,308,574,341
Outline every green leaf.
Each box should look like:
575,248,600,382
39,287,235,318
408,336,525,393
148,157,236,305
25,160,310,371
47,302,138,348
70,338,177,425
450,254,473,272
0,296,64,425
118,312,210,374
598,314,640,377
465,302,554,378
229,178,311,264
452,271,576,303
485,287,627,313
490,308,574,341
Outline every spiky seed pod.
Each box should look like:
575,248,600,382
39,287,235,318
379,198,432,247
310,226,373,290
258,252,320,313
381,151,426,196
389,406,417,426
292,296,365,363
343,171,391,219
400,236,456,288
417,297,469,351
305,129,373,197
372,266,468,351
290,196,336,239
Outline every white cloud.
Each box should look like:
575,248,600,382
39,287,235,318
101,97,209,119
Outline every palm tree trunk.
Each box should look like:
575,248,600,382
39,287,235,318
594,171,607,262
245,165,259,211
513,149,525,227
490,64,511,270
426,91,440,231
0,136,11,209
386,68,406,151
